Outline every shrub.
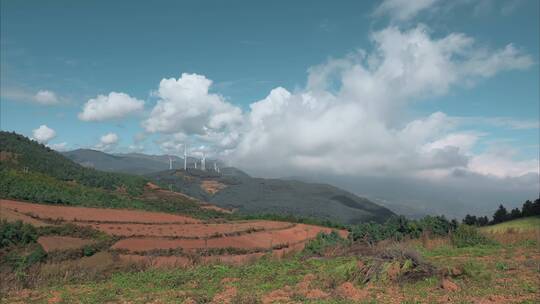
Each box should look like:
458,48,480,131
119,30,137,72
304,231,347,256
0,220,38,249
451,225,494,248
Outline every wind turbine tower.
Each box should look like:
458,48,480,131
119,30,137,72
168,156,175,170
201,153,206,171
183,145,187,170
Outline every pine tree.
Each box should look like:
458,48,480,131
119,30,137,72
492,204,509,224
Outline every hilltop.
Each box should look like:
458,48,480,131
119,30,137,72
63,149,220,175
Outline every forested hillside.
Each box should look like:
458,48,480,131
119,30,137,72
148,169,395,224
0,132,146,195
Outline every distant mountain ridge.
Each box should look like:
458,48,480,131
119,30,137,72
63,149,221,175
147,169,394,224
61,148,395,224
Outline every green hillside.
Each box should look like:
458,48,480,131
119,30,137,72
0,132,224,219
0,132,146,195
147,169,395,224
480,216,540,233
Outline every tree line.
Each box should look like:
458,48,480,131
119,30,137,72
462,198,540,226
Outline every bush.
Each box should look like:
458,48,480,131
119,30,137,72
0,220,38,249
350,215,455,244
304,231,347,255
451,225,494,248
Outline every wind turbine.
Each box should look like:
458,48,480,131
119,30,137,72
168,156,175,170
183,144,187,170
201,153,206,171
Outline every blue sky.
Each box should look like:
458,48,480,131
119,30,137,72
1,0,538,182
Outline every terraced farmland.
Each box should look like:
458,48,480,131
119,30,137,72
0,199,347,267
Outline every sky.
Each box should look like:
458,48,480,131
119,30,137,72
1,0,539,215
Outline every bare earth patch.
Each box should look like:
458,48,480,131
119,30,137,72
37,236,94,252
201,180,227,195
0,199,200,224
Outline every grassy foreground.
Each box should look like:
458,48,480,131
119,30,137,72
3,227,539,304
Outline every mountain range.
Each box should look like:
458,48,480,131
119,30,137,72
63,148,394,224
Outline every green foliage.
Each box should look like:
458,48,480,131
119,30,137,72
38,223,106,239
83,245,97,257
0,131,147,195
0,220,38,249
238,213,347,229
350,215,455,244
461,260,491,282
451,225,494,248
303,230,347,255
0,168,227,219
522,199,540,217
492,204,509,224
2,244,47,271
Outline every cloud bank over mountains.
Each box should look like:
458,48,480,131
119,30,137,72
118,25,535,184
38,21,533,190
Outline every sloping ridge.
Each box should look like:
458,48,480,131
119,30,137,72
147,169,395,224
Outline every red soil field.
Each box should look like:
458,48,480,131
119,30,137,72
0,205,50,227
0,199,200,224
83,221,293,238
111,224,339,252
37,236,94,252
1,199,349,267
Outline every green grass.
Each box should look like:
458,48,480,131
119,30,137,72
480,216,540,233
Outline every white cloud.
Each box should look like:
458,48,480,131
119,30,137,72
1,88,62,105
143,73,243,135
373,0,441,21
78,92,144,121
227,25,534,178
32,125,56,144
137,25,534,182
34,90,59,105
469,150,538,178
49,142,68,151
94,132,119,151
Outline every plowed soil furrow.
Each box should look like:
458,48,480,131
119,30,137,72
82,221,294,238
1,199,349,267
0,205,51,227
0,199,200,224
111,224,334,252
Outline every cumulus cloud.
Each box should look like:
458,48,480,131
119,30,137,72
78,92,144,121
373,0,440,21
229,25,535,178
138,25,535,184
1,88,62,105
143,73,243,136
94,132,119,151
32,125,56,144
34,90,59,105
49,142,68,151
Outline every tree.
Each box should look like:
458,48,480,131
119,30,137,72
462,214,477,225
492,204,509,224
509,208,521,220
522,200,534,217
477,216,489,226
